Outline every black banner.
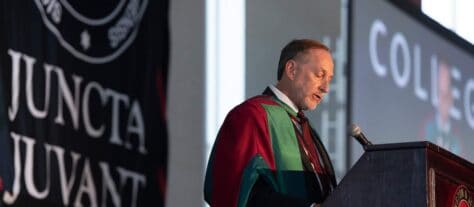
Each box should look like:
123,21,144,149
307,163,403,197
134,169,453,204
0,0,169,206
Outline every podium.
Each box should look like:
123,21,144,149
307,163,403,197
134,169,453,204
324,141,474,207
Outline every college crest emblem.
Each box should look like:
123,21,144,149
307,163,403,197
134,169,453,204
33,0,148,63
453,185,473,207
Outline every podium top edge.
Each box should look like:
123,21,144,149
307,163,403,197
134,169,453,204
365,141,431,151
365,141,474,168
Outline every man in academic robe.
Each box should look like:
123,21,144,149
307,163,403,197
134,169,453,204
204,39,337,207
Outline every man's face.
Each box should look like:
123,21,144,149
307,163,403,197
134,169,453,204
289,48,334,110
438,62,453,122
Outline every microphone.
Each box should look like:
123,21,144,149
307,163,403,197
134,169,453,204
349,124,373,148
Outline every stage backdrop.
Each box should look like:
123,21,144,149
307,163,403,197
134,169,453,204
0,0,169,206
351,0,474,164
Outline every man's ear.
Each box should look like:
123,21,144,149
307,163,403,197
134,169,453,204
285,59,297,80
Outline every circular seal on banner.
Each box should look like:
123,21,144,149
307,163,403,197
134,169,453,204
453,185,473,207
33,0,148,64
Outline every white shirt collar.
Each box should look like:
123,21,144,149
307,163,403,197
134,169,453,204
269,85,299,113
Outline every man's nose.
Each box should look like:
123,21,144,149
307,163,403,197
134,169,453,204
319,79,330,93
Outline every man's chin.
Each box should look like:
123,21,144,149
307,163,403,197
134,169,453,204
306,104,318,111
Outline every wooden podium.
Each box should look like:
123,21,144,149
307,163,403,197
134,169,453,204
324,142,474,207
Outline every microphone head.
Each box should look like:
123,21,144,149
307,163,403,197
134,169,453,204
350,124,362,137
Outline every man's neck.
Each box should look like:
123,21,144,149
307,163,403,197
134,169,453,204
269,84,299,113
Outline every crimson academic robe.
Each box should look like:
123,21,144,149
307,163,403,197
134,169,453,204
204,91,336,207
